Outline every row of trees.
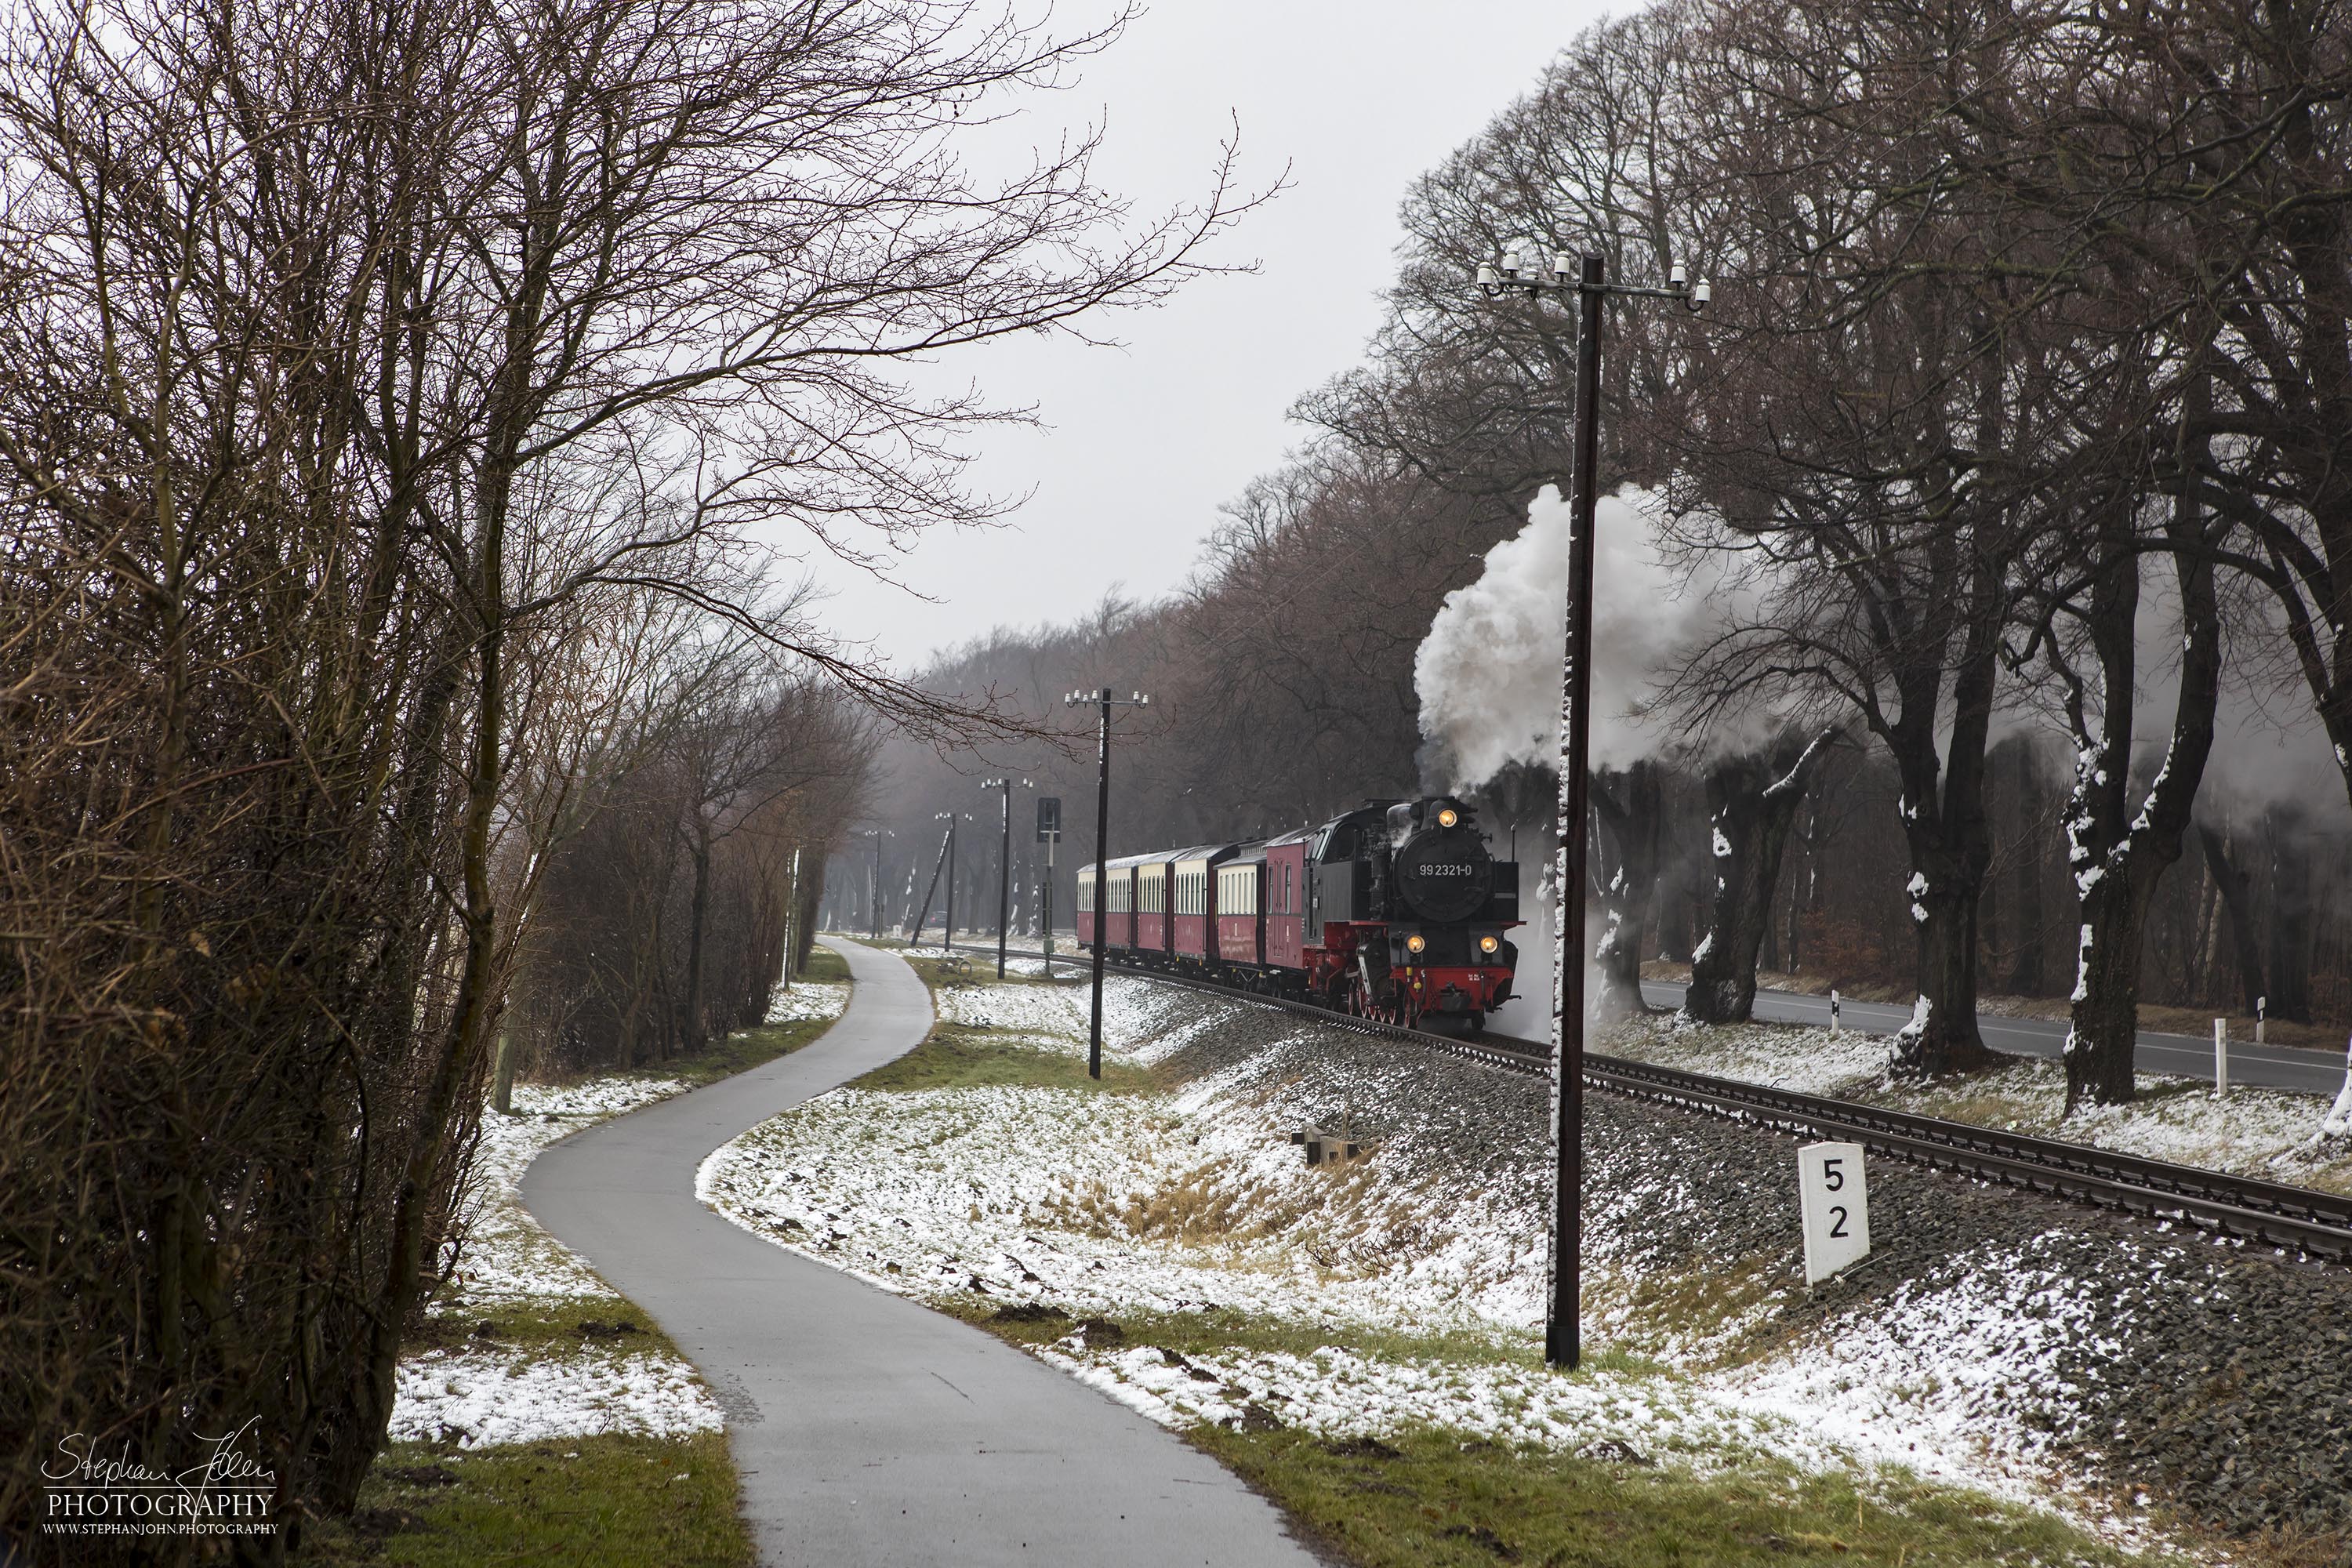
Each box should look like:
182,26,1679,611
0,0,1247,1550
1350,0,2352,1103
863,0,2352,1120
512,655,872,1085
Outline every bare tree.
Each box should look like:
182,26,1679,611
0,0,1258,1542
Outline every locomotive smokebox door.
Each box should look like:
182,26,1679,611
1036,797,1062,842
1387,798,1494,924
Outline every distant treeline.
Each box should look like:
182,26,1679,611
853,0,2352,1105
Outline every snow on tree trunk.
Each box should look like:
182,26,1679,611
1682,731,1835,1025
1892,869,2002,1075
1590,762,1662,1024
2325,1040,2352,1139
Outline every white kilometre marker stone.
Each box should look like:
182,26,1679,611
1797,1142,1871,1285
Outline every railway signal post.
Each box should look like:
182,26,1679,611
1476,242,1707,1372
922,822,950,945
983,779,1033,978
1065,688,1150,1078
1037,796,1063,977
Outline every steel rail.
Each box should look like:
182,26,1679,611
929,938,2352,1264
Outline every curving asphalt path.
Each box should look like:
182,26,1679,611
524,936,1317,1568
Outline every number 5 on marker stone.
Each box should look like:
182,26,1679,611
1797,1141,1871,1284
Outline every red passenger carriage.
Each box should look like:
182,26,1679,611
1076,796,1523,1033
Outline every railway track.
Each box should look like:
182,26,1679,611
931,937,2352,1265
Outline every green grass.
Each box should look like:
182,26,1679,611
407,1294,667,1361
943,1298,2189,1568
794,946,853,985
638,957,852,1089
1189,1425,2190,1568
851,1018,1156,1094
306,1431,751,1566
953,1298,1657,1378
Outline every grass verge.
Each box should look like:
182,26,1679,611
874,968,2206,1568
946,1299,2186,1568
407,1293,667,1360
1192,1425,2187,1568
634,949,851,1089
851,1018,1156,1094
305,1431,750,1566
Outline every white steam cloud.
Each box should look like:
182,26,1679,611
1414,484,1742,792
1414,486,1748,1038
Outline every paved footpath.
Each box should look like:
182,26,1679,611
525,936,1318,1568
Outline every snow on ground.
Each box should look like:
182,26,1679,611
699,974,2198,1555
698,1071,1539,1334
932,975,1212,1065
1719,1229,2152,1486
1624,1013,1898,1098
390,1348,721,1448
1606,1012,2352,1193
767,981,851,1025
1054,1340,1839,1477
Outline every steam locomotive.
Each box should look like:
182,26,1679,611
1075,796,1522,1031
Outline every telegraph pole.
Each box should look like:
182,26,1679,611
858,828,891,943
1064,688,1149,1078
1474,241,1707,1372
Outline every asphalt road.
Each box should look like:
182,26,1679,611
1496,981,2350,1098
927,931,2350,1100
526,936,1316,1568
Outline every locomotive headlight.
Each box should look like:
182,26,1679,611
1436,807,1458,828
1406,934,1427,955
1479,935,1500,955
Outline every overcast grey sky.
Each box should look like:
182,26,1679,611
792,0,1613,669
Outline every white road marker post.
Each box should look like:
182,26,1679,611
1829,989,1841,1036
2256,996,2267,1047
2214,1018,2230,1096
1797,1142,1871,1284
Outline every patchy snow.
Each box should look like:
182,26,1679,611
1056,1339,1862,1480
1606,1012,2352,1195
697,1069,1547,1333
936,980,1087,1036
1711,824,1733,858
1721,1232,2165,1505
699,973,2220,1557
767,981,851,1025
390,1349,722,1447
1606,1015,1895,1097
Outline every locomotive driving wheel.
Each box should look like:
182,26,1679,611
1346,971,1399,1024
